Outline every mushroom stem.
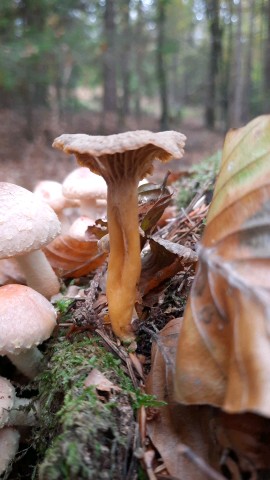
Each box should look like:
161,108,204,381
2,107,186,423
15,250,60,299
8,397,37,427
7,347,43,380
106,179,141,341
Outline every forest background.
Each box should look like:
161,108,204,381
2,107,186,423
0,0,269,187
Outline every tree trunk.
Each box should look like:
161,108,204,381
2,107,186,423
204,0,223,129
228,0,245,128
264,0,270,112
156,0,169,130
242,0,255,122
102,0,117,115
119,0,131,124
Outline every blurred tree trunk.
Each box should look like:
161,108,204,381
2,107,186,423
228,0,244,127
242,0,255,122
204,0,223,129
264,0,270,112
156,0,169,130
119,0,131,124
134,0,144,119
102,0,117,115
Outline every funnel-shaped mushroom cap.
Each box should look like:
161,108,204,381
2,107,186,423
0,183,61,259
53,130,186,181
0,284,57,355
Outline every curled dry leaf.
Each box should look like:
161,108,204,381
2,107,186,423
174,115,270,417
43,235,107,278
145,318,220,480
139,237,197,296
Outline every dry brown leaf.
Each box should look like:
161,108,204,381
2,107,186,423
145,318,221,480
84,368,121,393
44,235,107,278
139,238,197,296
174,115,270,417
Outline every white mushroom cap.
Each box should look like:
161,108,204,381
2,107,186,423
33,180,68,212
68,216,95,241
0,284,57,355
0,377,15,428
62,167,107,201
0,182,61,259
0,428,20,475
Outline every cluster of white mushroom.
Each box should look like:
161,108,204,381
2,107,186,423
0,169,109,474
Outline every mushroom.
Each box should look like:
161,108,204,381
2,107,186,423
68,215,95,241
33,180,79,234
62,167,107,218
0,428,20,475
0,284,57,378
0,376,37,428
0,182,61,298
53,130,186,341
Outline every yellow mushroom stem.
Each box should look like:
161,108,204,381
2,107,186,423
106,178,141,341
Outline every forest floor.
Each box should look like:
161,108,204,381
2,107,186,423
0,108,225,480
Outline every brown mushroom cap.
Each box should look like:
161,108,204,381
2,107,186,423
53,130,186,340
0,182,61,259
53,130,186,181
0,284,56,355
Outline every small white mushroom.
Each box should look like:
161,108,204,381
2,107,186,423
0,284,57,379
0,182,61,298
62,167,107,218
33,180,79,234
0,428,20,475
0,376,37,428
68,215,95,241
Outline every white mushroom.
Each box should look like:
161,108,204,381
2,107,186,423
62,167,107,218
0,428,20,475
0,376,37,427
68,215,95,241
0,284,57,379
33,180,79,234
0,182,61,299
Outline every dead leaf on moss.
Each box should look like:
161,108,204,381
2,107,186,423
84,368,121,393
175,115,270,417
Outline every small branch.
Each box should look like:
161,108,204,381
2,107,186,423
178,443,227,480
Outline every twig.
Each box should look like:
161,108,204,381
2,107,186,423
178,443,227,480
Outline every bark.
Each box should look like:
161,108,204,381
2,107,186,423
242,0,255,122
156,0,169,130
264,0,270,112
204,0,223,129
119,0,131,123
228,0,245,128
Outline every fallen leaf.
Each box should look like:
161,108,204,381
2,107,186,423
174,115,270,417
84,368,121,393
139,238,197,296
145,318,221,479
44,235,107,278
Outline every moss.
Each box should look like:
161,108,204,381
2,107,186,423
177,150,222,208
33,331,161,480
